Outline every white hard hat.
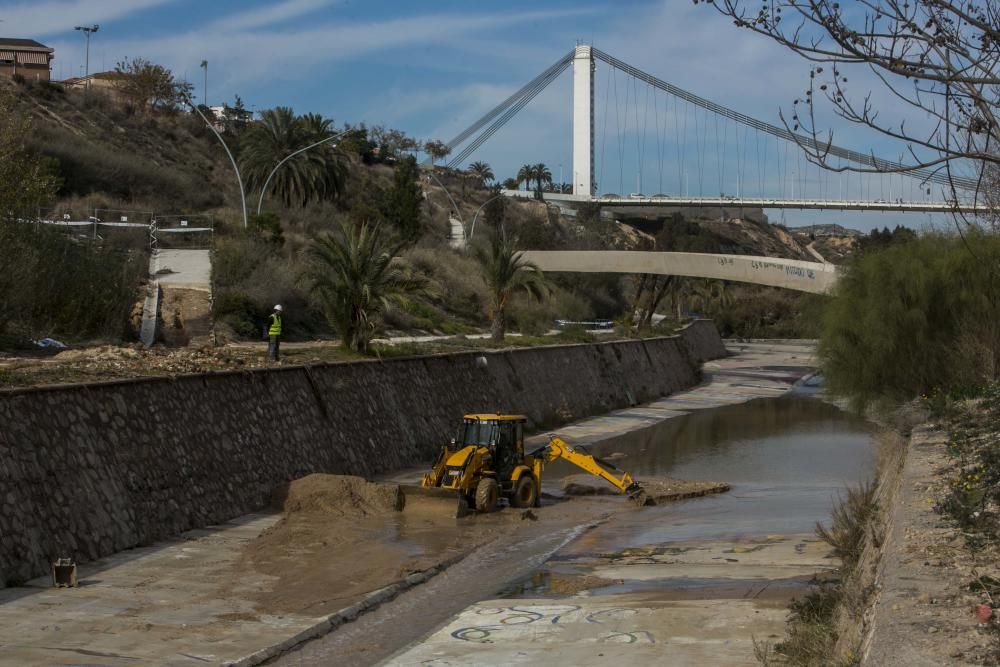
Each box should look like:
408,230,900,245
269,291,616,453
274,304,283,312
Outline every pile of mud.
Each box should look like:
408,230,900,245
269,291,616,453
561,474,730,502
270,473,403,517
239,474,493,616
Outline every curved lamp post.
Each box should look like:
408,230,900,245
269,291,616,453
185,95,248,228
424,168,465,228
256,129,351,215
469,192,505,240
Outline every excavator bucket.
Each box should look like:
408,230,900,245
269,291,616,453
627,482,656,507
399,485,471,519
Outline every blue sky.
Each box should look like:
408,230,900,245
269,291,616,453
5,0,953,232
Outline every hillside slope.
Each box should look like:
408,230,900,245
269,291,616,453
11,76,847,345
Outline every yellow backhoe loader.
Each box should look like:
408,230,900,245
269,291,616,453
403,414,649,518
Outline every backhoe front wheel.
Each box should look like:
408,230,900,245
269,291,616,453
510,475,537,508
475,478,499,513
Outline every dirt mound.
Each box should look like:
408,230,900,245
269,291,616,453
640,478,730,502
271,474,403,517
561,474,730,502
561,474,621,496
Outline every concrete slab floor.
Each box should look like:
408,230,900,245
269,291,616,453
387,534,832,667
385,598,788,666
0,513,336,666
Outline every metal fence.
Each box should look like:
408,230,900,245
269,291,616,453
33,209,215,249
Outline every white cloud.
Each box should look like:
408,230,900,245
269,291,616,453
2,0,178,36
49,7,599,91
209,0,337,32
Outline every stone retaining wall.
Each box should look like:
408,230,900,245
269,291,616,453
0,321,725,586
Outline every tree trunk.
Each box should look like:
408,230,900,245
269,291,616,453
491,310,506,342
642,276,673,329
632,273,650,328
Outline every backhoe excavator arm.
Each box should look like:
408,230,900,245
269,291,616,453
532,436,650,505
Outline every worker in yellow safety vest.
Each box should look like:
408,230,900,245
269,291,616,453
267,304,283,361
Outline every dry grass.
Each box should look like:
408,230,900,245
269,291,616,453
815,481,878,572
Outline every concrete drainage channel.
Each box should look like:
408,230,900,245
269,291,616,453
2,326,793,665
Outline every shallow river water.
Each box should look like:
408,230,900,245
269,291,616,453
567,392,876,548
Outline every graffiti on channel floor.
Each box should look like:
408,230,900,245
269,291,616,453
448,605,654,644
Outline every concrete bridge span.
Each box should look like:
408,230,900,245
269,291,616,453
521,250,840,294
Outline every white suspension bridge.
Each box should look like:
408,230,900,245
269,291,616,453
440,45,987,215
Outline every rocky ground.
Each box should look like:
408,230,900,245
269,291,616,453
0,329,633,390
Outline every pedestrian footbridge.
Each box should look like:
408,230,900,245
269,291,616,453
521,250,839,294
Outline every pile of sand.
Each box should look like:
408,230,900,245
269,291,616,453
270,473,403,517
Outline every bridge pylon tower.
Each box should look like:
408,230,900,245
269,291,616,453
572,44,595,197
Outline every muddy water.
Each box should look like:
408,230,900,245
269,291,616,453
275,393,874,666
555,392,875,549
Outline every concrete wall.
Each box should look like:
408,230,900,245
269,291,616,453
0,321,725,586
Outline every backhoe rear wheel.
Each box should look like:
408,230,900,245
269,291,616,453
510,475,537,508
475,478,499,513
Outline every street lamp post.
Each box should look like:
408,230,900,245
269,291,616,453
74,25,99,86
257,130,350,215
469,193,505,240
424,168,464,227
200,60,208,106
185,95,248,228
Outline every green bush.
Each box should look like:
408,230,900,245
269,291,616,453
213,233,324,340
0,224,145,344
820,232,1000,410
508,286,591,335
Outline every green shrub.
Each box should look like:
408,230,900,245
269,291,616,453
213,233,325,340
0,224,145,344
819,232,1000,410
213,290,261,338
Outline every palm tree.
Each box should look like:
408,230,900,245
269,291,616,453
309,221,427,352
531,163,552,193
516,164,534,191
240,107,347,208
467,161,495,188
476,226,549,341
298,112,334,140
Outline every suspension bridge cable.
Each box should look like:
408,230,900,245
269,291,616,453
600,61,612,193
752,129,759,196
446,65,565,167
677,96,686,194
438,50,573,158
591,48,977,191
446,58,570,168
653,84,663,193
614,68,624,193
714,112,723,195
639,79,651,194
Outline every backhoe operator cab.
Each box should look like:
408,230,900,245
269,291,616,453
421,414,539,514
